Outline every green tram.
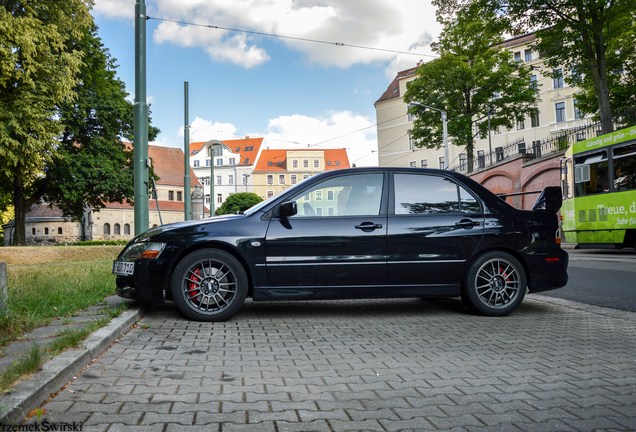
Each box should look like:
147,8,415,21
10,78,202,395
560,125,636,248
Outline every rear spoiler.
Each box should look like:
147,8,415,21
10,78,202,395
497,186,563,213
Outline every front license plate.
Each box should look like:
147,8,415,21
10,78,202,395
112,261,134,276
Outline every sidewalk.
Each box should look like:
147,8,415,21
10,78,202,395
0,296,141,424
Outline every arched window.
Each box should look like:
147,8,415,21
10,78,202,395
31,228,36,235
103,223,111,235
124,224,131,235
58,227,63,235
44,227,49,235
114,223,121,235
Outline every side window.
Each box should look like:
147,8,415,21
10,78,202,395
291,173,384,217
394,174,480,214
613,143,636,191
574,151,608,196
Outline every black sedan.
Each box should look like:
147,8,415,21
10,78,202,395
113,167,568,321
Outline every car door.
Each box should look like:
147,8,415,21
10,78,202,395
265,172,388,290
387,172,484,290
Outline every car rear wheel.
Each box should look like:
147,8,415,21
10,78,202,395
462,251,526,316
171,249,248,321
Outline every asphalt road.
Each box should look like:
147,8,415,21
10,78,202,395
539,248,636,312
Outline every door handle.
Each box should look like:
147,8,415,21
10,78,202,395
455,219,480,229
355,222,383,231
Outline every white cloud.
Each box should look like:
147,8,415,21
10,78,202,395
263,111,378,167
94,0,440,71
178,117,239,142
92,0,135,19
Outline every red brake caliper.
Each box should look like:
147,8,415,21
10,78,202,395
189,268,201,299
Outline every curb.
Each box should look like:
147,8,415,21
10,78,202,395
0,307,142,424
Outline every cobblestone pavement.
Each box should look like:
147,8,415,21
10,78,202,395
32,296,636,431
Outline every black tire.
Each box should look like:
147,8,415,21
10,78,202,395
171,249,248,321
461,251,526,316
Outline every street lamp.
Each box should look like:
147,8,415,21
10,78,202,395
408,102,449,170
206,140,224,217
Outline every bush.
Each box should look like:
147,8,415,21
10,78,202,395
215,193,263,215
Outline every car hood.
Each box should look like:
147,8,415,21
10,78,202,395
132,214,246,242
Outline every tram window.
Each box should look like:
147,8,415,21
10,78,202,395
562,158,573,199
574,151,608,196
613,143,636,191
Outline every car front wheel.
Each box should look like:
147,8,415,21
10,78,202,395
171,249,248,321
462,251,526,316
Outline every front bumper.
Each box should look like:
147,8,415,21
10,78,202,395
114,258,173,303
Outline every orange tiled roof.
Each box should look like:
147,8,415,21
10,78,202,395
254,148,350,172
190,137,263,166
149,145,201,187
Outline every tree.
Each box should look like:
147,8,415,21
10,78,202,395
404,2,537,171
0,1,92,245
0,4,159,245
215,193,263,216
495,0,636,132
45,23,159,231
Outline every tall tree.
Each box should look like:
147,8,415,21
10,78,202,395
44,23,159,233
0,0,92,245
496,0,636,132
405,2,537,171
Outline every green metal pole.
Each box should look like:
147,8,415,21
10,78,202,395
133,0,149,234
210,145,215,217
184,81,191,220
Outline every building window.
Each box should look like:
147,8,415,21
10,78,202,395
420,159,428,168
229,157,236,165
477,150,486,168
514,51,521,62
114,223,121,235
177,191,182,201
495,147,504,162
574,99,584,119
408,134,416,150
267,190,274,198
532,140,542,157
517,119,525,130
291,174,297,184
193,160,200,168
459,153,467,171
31,228,36,235
530,75,538,92
124,224,130,235
303,174,309,180
410,161,417,167
327,190,334,200
279,174,285,185
530,109,540,127
313,159,319,168
555,102,566,123
292,160,298,168
267,174,273,185
216,159,223,166
206,159,211,167
44,227,49,235
524,49,532,62
168,191,174,201
216,194,222,204
216,175,222,186
242,174,249,185
439,157,445,170
205,194,210,204
58,227,63,235
103,223,111,235
228,175,234,185
303,159,309,168
553,68,564,89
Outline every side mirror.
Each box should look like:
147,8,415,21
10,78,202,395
532,186,562,213
278,201,297,218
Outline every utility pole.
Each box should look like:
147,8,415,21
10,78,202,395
184,82,191,220
133,0,149,234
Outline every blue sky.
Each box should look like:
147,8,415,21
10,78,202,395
92,0,442,166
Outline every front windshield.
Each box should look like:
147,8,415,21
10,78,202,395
242,174,316,216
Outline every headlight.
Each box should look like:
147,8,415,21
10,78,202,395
120,242,166,260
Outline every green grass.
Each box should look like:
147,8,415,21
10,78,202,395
0,345,42,393
0,259,116,348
